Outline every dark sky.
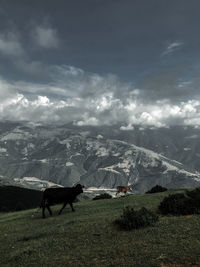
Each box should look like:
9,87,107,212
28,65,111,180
1,0,200,127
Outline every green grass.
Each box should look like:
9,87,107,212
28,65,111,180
1,189,200,267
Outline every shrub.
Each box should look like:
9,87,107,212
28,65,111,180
186,187,200,202
93,193,112,200
146,185,167,194
114,207,159,230
159,190,200,215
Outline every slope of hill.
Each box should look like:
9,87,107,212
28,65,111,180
0,121,200,193
0,189,200,266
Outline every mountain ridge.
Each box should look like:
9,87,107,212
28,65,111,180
0,121,200,193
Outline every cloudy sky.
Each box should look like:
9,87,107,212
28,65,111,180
1,0,200,128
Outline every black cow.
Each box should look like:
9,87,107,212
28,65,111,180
40,184,84,218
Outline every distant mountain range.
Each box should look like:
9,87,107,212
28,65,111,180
0,121,200,193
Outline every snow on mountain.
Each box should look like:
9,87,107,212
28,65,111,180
14,177,63,190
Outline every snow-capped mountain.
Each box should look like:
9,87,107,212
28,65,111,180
0,121,200,193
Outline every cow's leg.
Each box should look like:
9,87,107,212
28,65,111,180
69,202,75,212
116,191,119,196
46,205,52,216
41,198,46,218
58,202,67,215
42,205,46,218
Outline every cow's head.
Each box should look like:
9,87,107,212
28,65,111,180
75,184,85,193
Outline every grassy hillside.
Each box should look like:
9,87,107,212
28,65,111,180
0,189,200,267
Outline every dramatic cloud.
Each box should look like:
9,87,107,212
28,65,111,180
1,66,200,128
0,1,199,129
32,25,60,48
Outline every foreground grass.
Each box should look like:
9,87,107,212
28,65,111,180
1,189,200,267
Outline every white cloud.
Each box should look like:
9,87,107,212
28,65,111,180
32,25,60,48
178,81,192,88
0,78,15,100
76,114,99,126
32,96,51,107
1,66,200,128
120,124,134,131
161,41,184,57
0,32,25,57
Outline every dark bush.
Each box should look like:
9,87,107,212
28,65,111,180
159,190,200,215
0,186,42,212
186,187,200,202
114,207,159,230
146,185,167,194
93,193,112,200
15,201,26,211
